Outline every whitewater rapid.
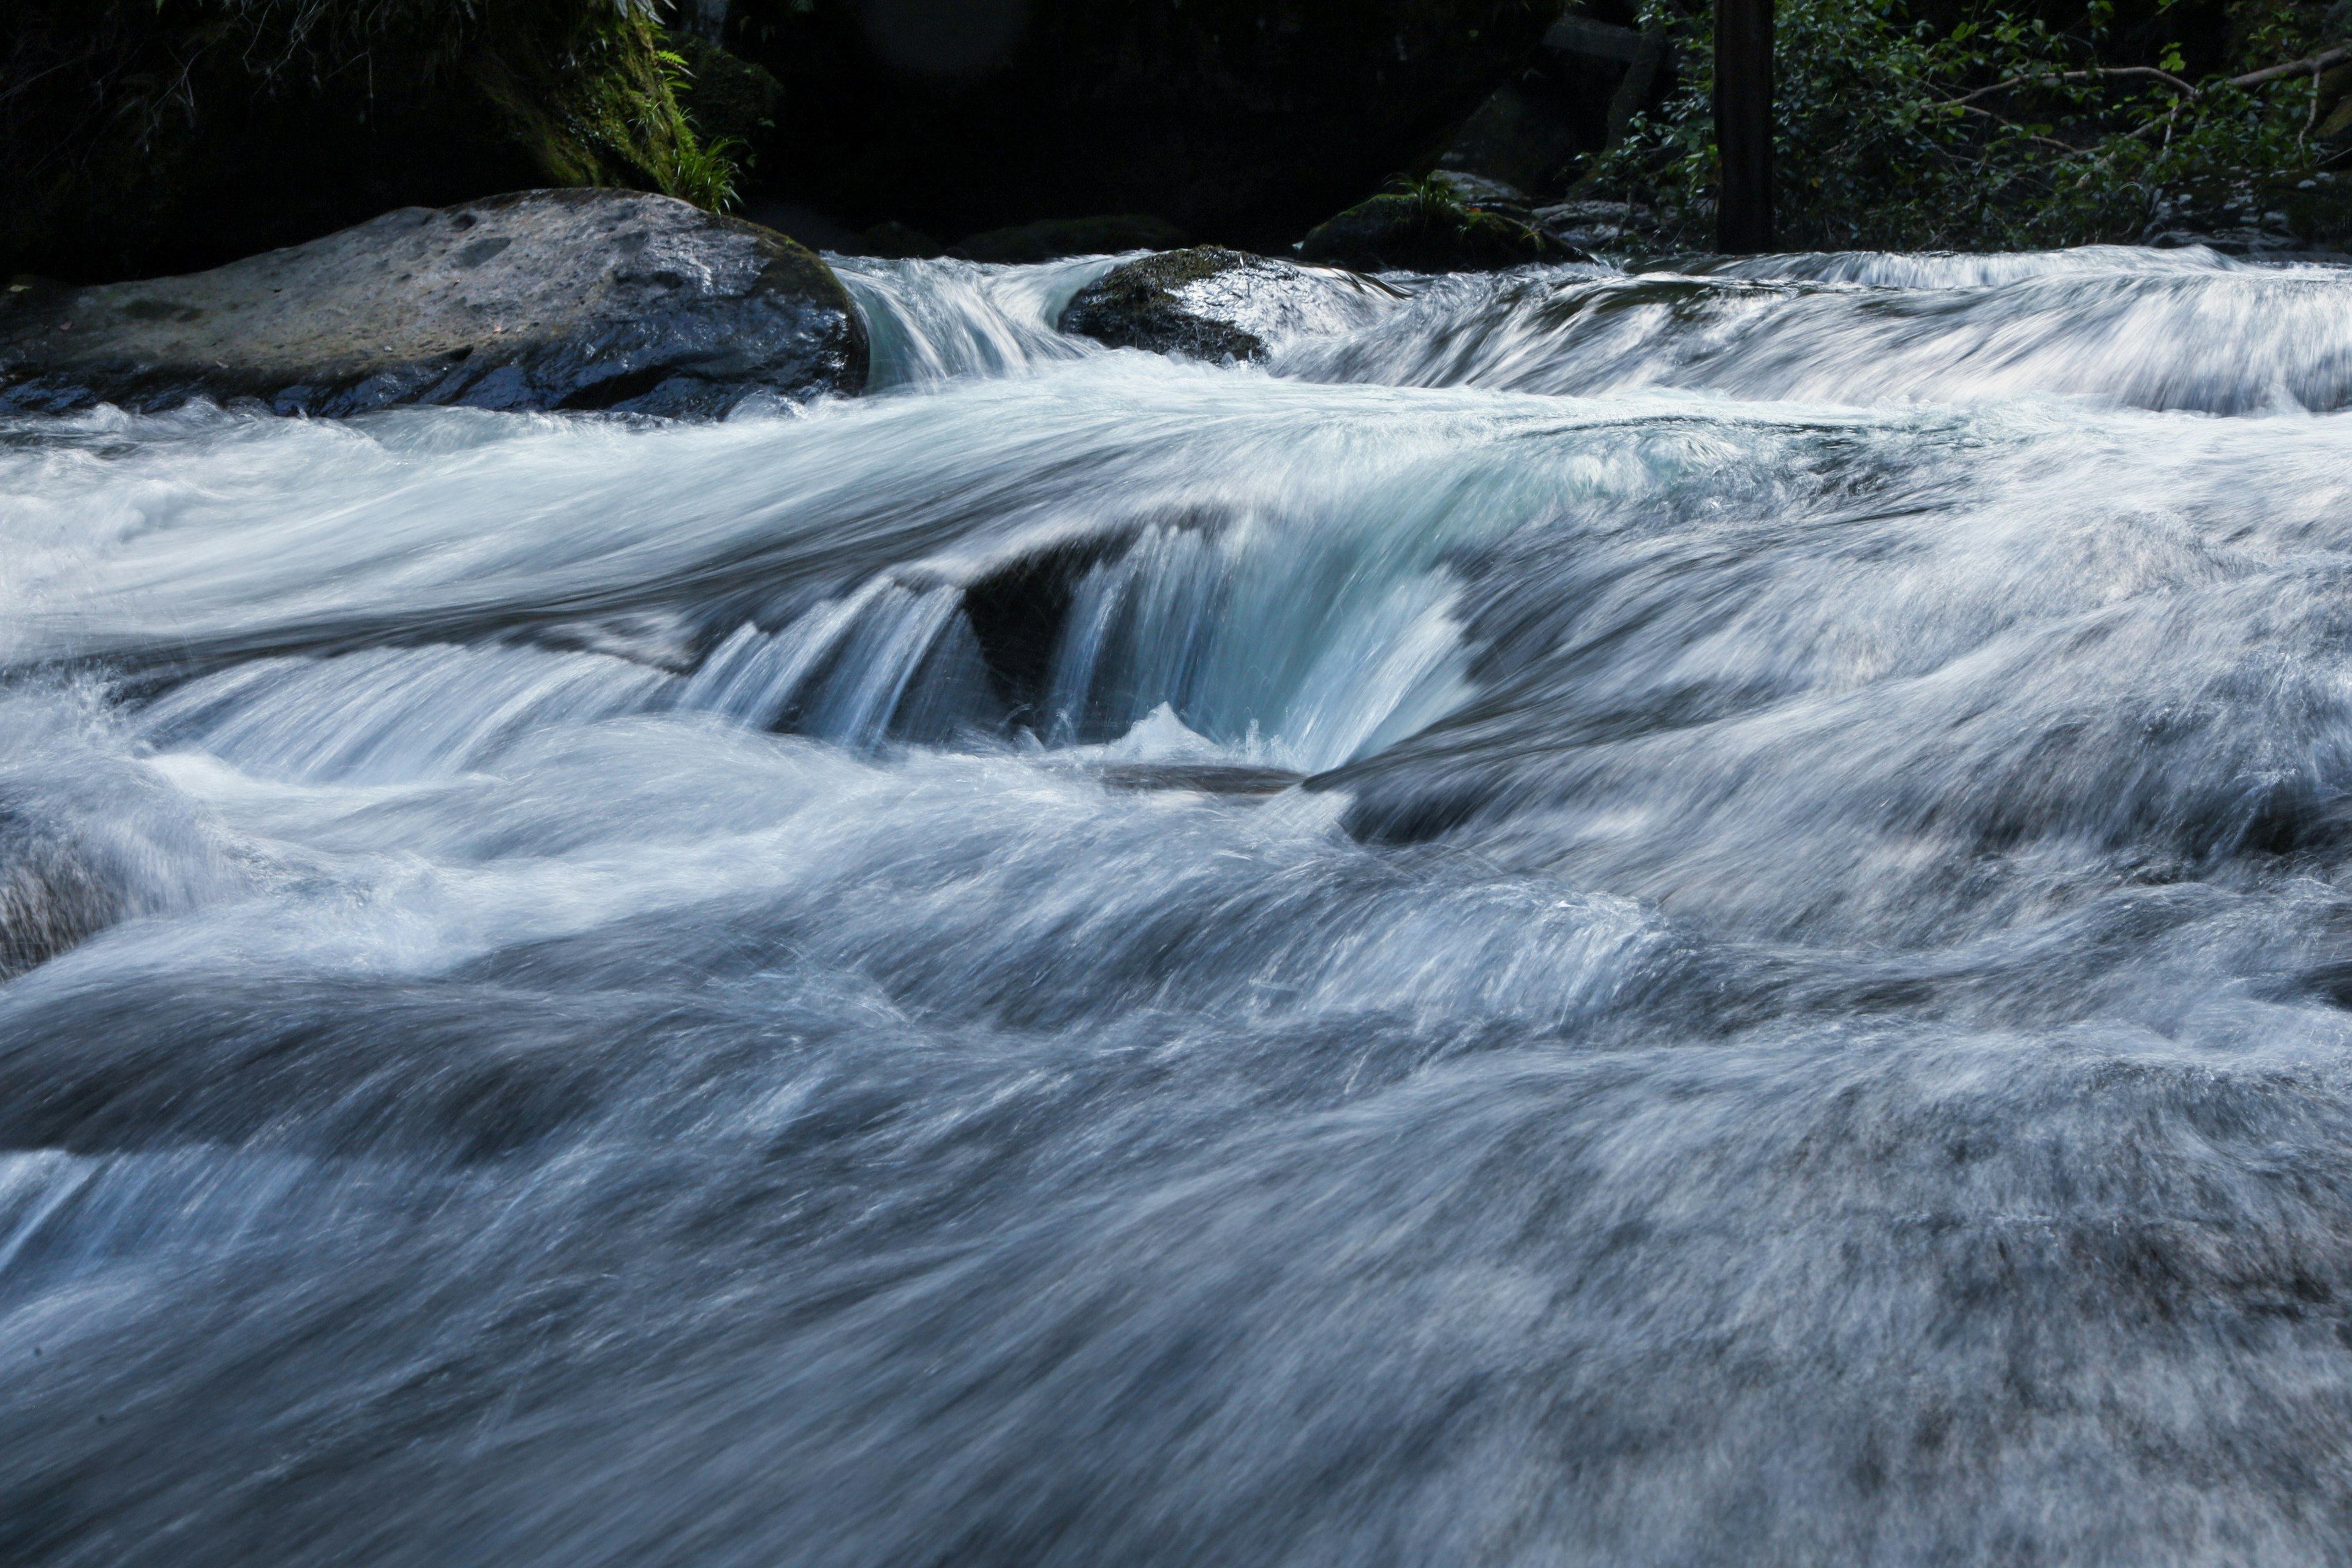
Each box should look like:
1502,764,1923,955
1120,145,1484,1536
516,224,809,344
6,245,2352,1565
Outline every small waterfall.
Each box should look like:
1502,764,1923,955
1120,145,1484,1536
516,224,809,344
832,254,1115,387
1038,521,1470,771
676,580,979,747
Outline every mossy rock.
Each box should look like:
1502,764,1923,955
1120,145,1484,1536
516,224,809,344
0,189,867,418
1298,192,1583,273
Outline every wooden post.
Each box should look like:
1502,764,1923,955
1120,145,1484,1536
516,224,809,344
1714,0,1773,252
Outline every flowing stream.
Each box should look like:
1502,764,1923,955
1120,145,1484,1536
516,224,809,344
6,245,2352,1564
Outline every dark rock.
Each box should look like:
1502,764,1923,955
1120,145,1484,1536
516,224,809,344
1093,763,1303,797
952,216,1189,264
1430,172,1536,213
2143,170,2352,257
1437,83,1595,199
0,812,120,982
855,222,946,259
1430,10,1673,205
1535,198,1665,253
0,189,867,418
1298,192,1586,274
1058,246,1400,363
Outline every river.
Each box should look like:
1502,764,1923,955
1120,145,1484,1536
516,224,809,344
4,244,2352,1563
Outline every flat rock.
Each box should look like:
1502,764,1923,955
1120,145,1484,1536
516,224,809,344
0,188,869,418
1057,246,1399,363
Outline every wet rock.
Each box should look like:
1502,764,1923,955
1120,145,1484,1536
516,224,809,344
952,216,1189,264
0,812,120,981
1298,192,1586,273
1092,762,1303,797
0,188,868,418
1534,198,1665,252
2143,171,2352,259
1057,246,1400,363
1435,83,1593,197
1430,172,1537,213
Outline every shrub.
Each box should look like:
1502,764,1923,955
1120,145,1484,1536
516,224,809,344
1583,0,2351,249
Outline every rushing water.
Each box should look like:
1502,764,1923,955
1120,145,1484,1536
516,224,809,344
6,245,2352,1564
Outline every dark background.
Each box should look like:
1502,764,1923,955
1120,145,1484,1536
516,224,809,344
1,0,2266,282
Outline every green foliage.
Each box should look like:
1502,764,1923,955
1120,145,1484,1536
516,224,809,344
1585,0,2349,248
464,2,739,208
4,0,740,245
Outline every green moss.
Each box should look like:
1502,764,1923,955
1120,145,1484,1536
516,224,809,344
466,5,741,210
1586,0,2352,251
668,32,785,166
2,1,744,279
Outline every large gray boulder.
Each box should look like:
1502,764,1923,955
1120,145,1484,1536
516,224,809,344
0,188,869,418
1057,246,1400,363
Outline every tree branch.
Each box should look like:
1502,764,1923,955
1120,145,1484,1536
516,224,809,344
1952,63,2198,106
1952,102,2081,152
1950,45,2347,113
2228,43,2352,90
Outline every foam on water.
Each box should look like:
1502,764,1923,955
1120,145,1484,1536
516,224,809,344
1278,252,2352,412
832,252,1117,386
6,249,2352,1566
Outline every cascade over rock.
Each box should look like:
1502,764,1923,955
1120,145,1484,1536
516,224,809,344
0,189,867,418
1057,246,1400,362
0,810,119,982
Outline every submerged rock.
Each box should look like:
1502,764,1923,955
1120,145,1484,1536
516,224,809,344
0,812,120,982
1298,191,1585,273
0,188,868,418
952,216,1189,264
1058,246,1400,363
